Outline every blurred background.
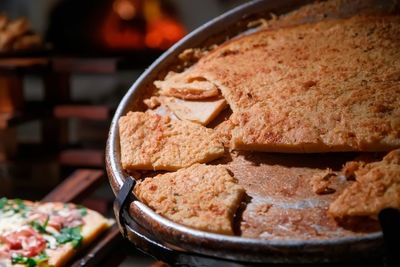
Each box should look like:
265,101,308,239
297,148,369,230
0,0,249,266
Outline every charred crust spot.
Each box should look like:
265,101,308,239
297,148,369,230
219,50,239,57
148,184,157,190
252,43,268,49
303,80,317,89
348,132,356,138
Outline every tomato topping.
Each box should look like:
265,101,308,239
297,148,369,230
0,226,46,257
26,209,83,231
64,209,84,228
48,214,64,231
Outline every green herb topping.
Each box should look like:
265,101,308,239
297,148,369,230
75,205,87,216
0,197,8,209
29,216,50,235
0,198,31,215
55,227,83,249
11,251,49,267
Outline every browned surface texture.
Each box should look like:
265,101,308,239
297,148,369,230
329,149,400,219
164,16,400,153
134,164,245,235
222,152,379,240
118,112,224,171
257,0,399,31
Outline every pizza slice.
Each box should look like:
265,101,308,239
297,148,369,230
0,198,114,267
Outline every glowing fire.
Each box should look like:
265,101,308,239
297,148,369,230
100,0,186,50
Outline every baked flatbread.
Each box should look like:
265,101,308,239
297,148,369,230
154,72,219,100
163,16,400,152
119,112,224,171
134,164,244,235
0,199,113,267
328,149,400,219
159,96,226,126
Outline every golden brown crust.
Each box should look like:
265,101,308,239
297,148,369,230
328,149,400,219
256,0,399,31
134,164,245,235
118,112,225,171
188,16,400,152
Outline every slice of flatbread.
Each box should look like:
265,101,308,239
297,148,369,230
219,100,400,152
118,112,225,171
45,205,112,267
182,16,400,112
159,96,226,126
167,16,400,152
154,72,219,100
0,199,113,267
328,149,400,219
134,164,245,235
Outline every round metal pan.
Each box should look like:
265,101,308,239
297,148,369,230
106,0,396,263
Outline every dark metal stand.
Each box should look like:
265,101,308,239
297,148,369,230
379,208,400,267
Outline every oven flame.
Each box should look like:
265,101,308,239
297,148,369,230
100,0,186,50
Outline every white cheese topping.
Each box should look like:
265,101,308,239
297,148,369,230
43,234,58,249
0,210,24,235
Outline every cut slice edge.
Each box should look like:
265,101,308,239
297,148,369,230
159,96,227,126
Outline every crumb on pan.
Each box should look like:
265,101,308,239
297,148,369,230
342,161,364,180
310,169,336,194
